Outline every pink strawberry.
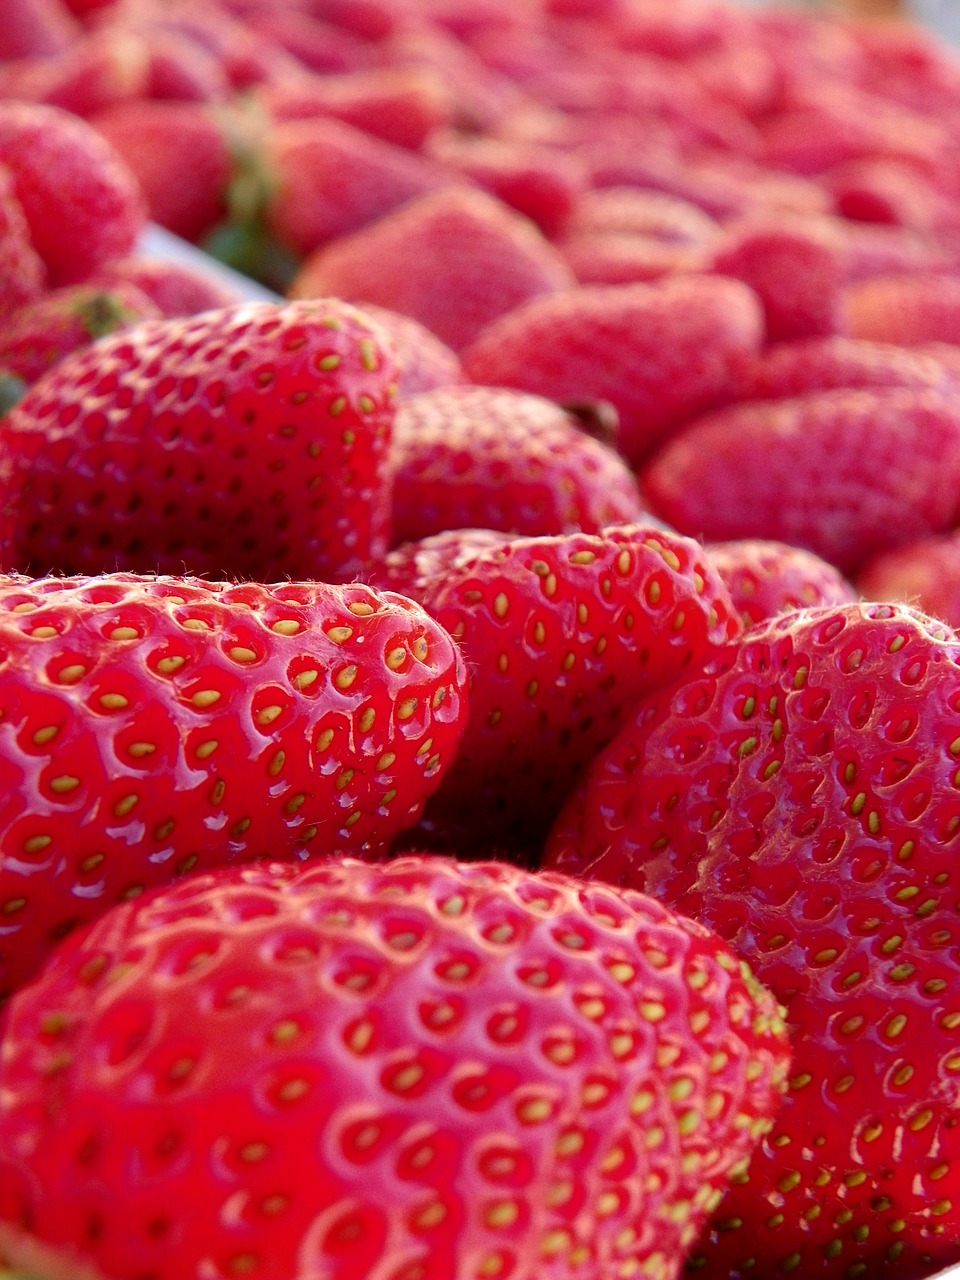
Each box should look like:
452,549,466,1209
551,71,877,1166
352,303,465,398
844,273,960,346
90,255,248,318
704,213,847,342
545,601,960,1279
0,299,399,584
460,275,764,464
706,539,857,628
143,29,232,103
243,10,378,76
369,523,741,857
558,234,703,286
0,165,45,324
0,28,151,121
0,0,78,60
734,336,960,402
263,117,452,258
0,573,467,997
388,385,646,545
0,854,789,1280
288,187,576,353
857,530,960,630
564,186,721,245
0,283,161,386
641,387,960,572
0,101,145,286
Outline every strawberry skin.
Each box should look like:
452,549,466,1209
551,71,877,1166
389,386,645,544
641,387,960,573
706,539,857,628
352,303,465,398
857,529,960,631
460,275,764,465
0,573,467,998
0,164,44,323
0,299,398,583
370,523,741,857
546,602,960,1278
735,336,960,402
0,854,790,1280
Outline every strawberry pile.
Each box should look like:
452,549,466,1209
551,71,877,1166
7,1,960,1279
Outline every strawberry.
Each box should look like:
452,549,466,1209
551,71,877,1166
857,530,960,631
0,573,467,997
0,283,161,386
706,539,857,628
388,385,646,545
564,186,720,245
263,117,452,259
545,601,960,1279
143,29,232,103
353,303,465,398
243,10,378,76
0,165,45,324
91,100,241,245
368,523,741,857
0,0,78,60
844,272,960,346
734,336,960,402
558,234,703,286
641,387,960,573
460,275,764,465
0,854,790,1280
704,213,847,342
366,527,516,601
90,255,248,318
288,188,576,353
0,28,151,121
0,101,145,287
0,299,399,584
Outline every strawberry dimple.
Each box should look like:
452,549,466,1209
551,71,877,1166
0,574,468,997
0,299,399,583
0,855,790,1280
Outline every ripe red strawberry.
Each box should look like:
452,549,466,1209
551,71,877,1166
369,523,741,857
366,527,516,601
0,283,161,386
460,275,764,465
641,387,960,572
0,299,399,583
289,187,576,353
558,234,703,286
564,186,721,245
91,100,241,245
0,101,145,286
0,573,467,997
734,336,960,402
263,117,452,259
706,539,857,628
857,530,960,630
0,165,44,323
844,273,960,346
704,213,847,342
90,254,247,318
546,602,960,1279
0,0,78,60
0,28,150,121
0,854,790,1280
389,385,646,545
350,303,465,397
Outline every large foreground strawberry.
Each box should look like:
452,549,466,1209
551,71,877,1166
0,573,467,998
546,602,960,1278
0,855,790,1280
0,299,399,583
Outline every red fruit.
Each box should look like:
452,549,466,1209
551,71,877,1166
642,388,960,572
353,303,465,398
705,213,847,342
545,602,960,1279
844,273,960,346
0,101,145,286
369,523,741,856
706,539,857,628
558,234,703,286
90,255,247,318
460,275,764,465
389,386,646,545
0,299,400,583
261,67,454,151
263,117,451,258
143,29,233,103
0,0,78,60
0,574,467,997
244,10,377,76
92,100,239,244
0,29,151,120
734,336,960,402
289,187,576,353
564,186,721,246
857,530,960,630
0,854,790,1280
0,283,161,385
824,158,949,233
0,165,45,323
366,527,515,601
